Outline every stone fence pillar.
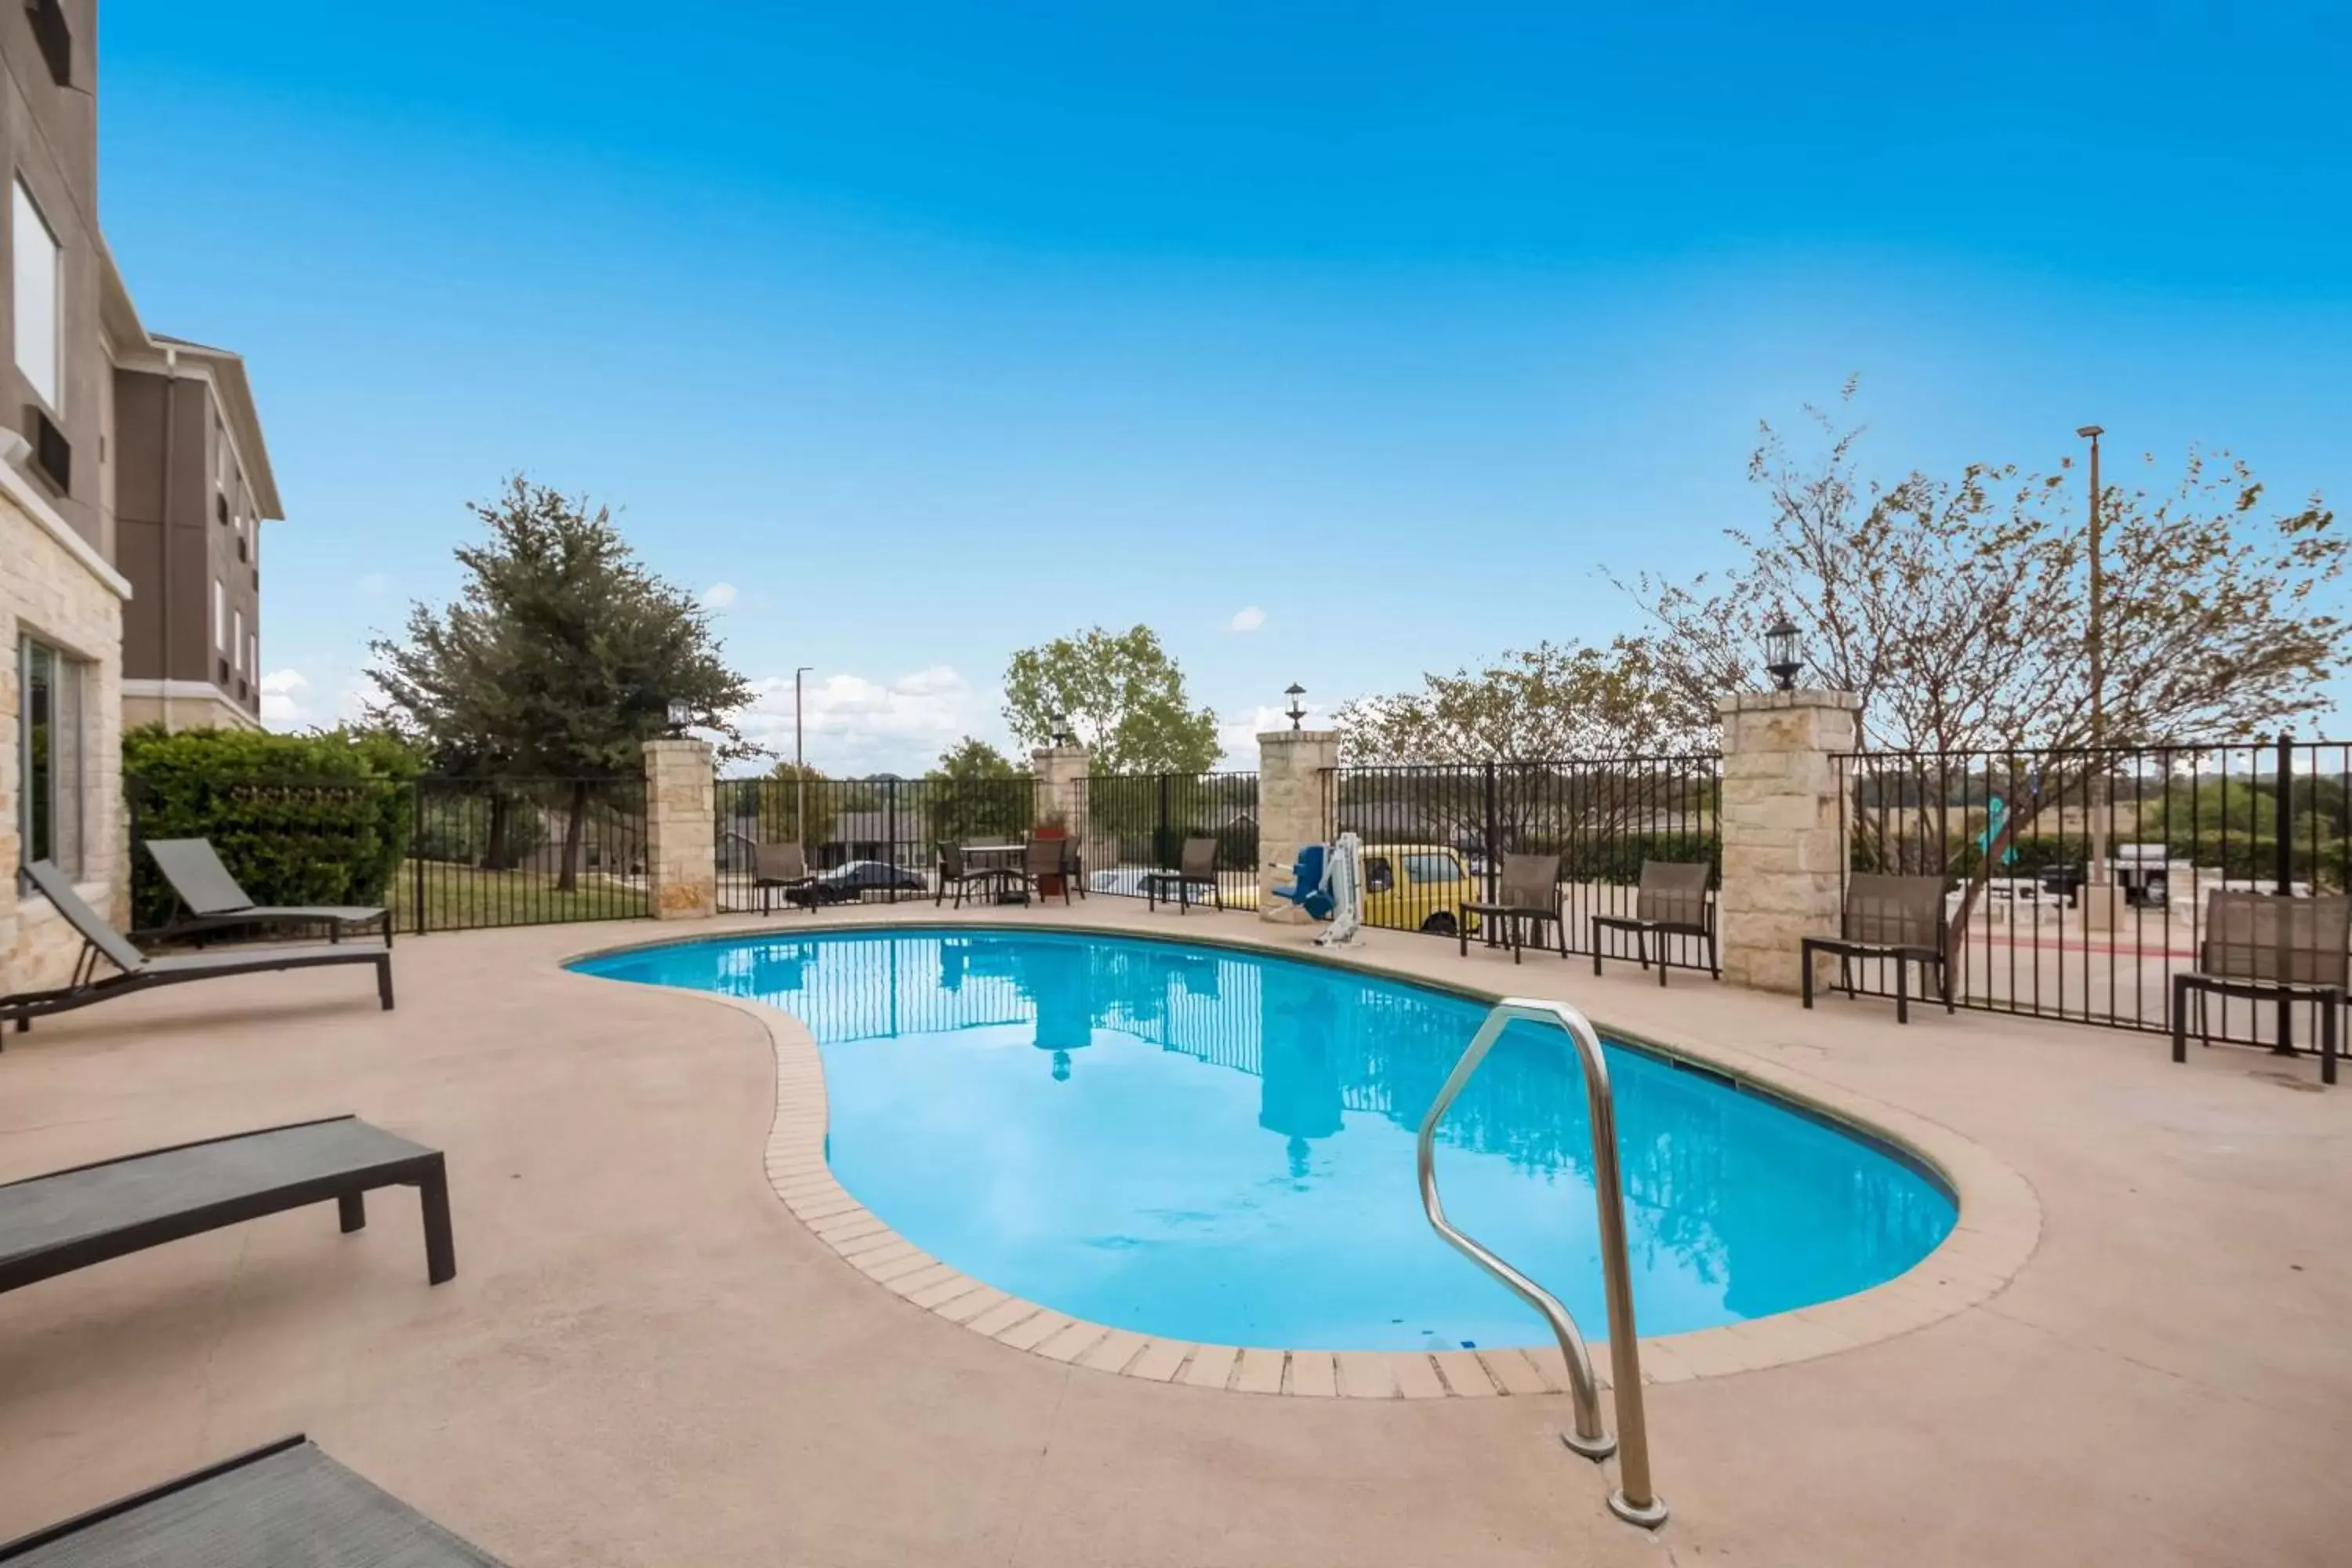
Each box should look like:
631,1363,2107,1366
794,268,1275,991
643,738,717,920
1031,743,1091,848
1717,690,1859,993
1258,729,1339,922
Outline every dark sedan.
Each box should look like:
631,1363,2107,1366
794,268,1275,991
789,859,929,906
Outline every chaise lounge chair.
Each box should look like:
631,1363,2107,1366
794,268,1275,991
0,1114,456,1296
0,1435,504,1565
1,861,393,1040
144,837,392,946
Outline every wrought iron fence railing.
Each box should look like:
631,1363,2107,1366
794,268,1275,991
1324,755,1723,949
1837,735,2350,1049
1083,771,1260,906
127,774,652,936
713,773,1040,911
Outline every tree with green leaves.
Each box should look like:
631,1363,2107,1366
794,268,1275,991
368,477,759,889
925,737,1031,846
1001,625,1219,774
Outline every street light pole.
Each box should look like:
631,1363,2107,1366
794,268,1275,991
2077,425,2104,749
794,666,814,851
2076,425,2111,925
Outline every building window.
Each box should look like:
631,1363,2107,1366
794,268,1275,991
12,179,60,412
213,576,225,650
233,608,244,672
249,630,258,687
19,637,87,876
27,0,73,87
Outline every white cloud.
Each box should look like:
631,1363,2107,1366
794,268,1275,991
1228,605,1265,633
1214,702,1327,765
735,665,1000,775
701,582,739,609
258,668,382,731
259,668,309,726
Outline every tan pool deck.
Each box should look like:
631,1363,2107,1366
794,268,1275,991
2,898,2347,1566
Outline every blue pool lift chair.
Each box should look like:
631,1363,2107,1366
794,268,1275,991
1272,844,1335,920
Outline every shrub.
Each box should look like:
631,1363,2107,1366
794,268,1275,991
125,726,420,931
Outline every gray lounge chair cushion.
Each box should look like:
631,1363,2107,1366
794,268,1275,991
0,1436,506,1565
146,840,386,927
20,861,147,975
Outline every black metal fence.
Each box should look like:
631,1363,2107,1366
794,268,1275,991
1325,755,1722,949
713,772,1040,911
1083,771,1260,906
127,774,651,937
1838,735,2350,1048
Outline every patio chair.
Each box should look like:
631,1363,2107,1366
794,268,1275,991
753,841,819,914
1800,873,1951,1025
2171,890,2349,1086
144,837,392,946
0,861,394,1040
1592,860,1719,987
937,842,1009,908
1011,835,1076,906
0,1114,456,1296
1143,837,1223,913
0,1435,506,1565
1057,836,1087,899
1457,853,1565,964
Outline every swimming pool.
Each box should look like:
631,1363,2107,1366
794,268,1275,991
574,927,1955,1351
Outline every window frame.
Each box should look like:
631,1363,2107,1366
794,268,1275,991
11,176,62,414
18,634,88,877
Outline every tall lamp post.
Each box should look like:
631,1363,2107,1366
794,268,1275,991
794,666,814,851
2076,425,2112,924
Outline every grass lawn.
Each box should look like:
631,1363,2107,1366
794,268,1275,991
387,860,650,933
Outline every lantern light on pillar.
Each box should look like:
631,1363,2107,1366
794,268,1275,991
1283,683,1307,731
1763,619,1802,693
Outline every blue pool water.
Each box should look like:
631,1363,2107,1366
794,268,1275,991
574,928,1955,1350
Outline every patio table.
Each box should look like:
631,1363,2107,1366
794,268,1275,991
961,843,1031,904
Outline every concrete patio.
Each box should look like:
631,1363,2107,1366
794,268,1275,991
2,898,2346,1566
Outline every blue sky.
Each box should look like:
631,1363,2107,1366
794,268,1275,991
99,2,2350,771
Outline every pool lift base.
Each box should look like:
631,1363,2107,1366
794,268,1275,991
1312,832,1366,949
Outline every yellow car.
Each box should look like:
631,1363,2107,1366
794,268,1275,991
1359,843,1483,937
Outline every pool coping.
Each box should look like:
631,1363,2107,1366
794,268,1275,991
566,914,2044,1400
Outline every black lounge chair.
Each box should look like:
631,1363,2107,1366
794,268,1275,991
1592,860,1719,986
752,841,820,914
0,1434,504,1565
0,1114,456,1295
144,837,392,945
2172,889,2349,1086
1,861,393,1038
1458,853,1564,964
1801,872,1952,1025
1143,837,1223,913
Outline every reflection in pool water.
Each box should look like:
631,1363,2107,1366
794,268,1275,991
575,928,1956,1349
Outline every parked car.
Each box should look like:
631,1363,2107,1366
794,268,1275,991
789,859,928,906
1359,843,1484,937
1088,863,1261,909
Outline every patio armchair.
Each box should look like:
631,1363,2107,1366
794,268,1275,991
1800,873,1952,1025
2,861,394,1040
1592,860,1719,986
753,841,820,914
1143,837,1222,913
1011,835,1076,906
938,843,1010,908
2171,890,2348,1086
143,837,391,946
1457,853,1565,964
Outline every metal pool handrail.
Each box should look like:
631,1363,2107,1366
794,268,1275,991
1414,996,1667,1529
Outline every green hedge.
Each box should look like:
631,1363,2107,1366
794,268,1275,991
125,726,419,931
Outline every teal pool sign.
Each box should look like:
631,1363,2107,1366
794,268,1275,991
1980,795,2018,866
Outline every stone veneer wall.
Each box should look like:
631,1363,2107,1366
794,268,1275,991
643,739,717,920
1257,729,1338,921
1,471,131,994
1716,689,1860,993
1030,744,1091,857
